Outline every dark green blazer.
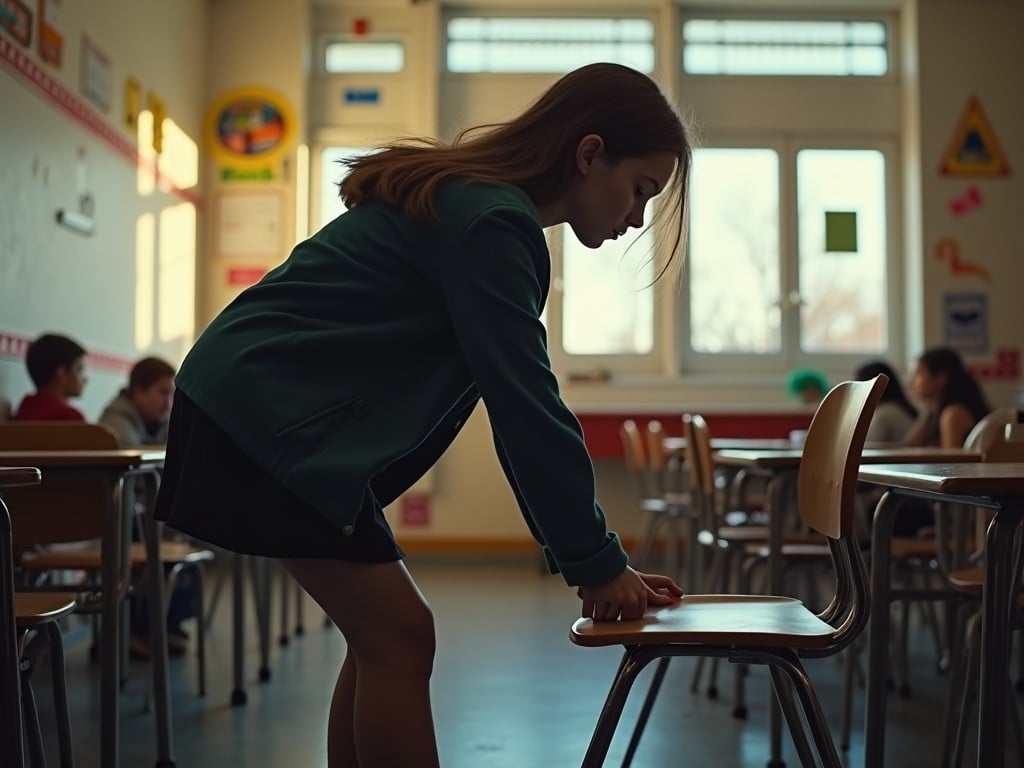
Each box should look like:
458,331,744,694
177,181,627,586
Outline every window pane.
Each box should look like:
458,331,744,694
797,149,887,353
324,41,405,73
562,227,654,355
689,149,781,353
682,19,888,76
447,17,654,73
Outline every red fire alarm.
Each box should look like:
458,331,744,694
352,17,369,36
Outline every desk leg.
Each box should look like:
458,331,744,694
865,491,898,768
142,471,176,767
232,552,247,706
101,478,123,768
976,502,1024,768
766,473,792,768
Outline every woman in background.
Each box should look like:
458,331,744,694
905,346,990,448
854,360,918,443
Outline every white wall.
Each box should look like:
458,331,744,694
913,0,1024,408
0,0,206,418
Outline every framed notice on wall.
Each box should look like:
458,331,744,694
215,189,286,261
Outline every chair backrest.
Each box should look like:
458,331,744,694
0,421,118,450
798,375,888,540
0,422,119,546
682,414,715,499
963,407,1020,453
619,420,646,474
644,420,668,475
0,397,10,422
981,421,1024,462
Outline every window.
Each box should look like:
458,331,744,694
683,19,888,76
446,17,654,73
324,41,405,73
684,144,892,370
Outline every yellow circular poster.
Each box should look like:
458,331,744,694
206,86,296,170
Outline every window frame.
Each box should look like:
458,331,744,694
678,134,905,377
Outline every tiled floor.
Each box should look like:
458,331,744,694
27,557,1019,767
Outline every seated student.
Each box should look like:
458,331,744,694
893,347,990,537
787,367,830,405
13,333,88,421
99,356,176,446
100,356,192,658
905,346,990,448
854,360,918,443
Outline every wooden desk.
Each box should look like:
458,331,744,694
1,466,42,768
713,447,980,591
711,446,981,767
662,436,795,456
0,450,168,768
859,462,1024,768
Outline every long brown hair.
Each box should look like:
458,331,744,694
340,62,693,274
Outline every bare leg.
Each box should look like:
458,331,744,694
283,558,439,768
330,651,359,766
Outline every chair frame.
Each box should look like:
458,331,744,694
572,375,887,768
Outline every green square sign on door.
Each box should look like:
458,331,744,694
825,210,858,252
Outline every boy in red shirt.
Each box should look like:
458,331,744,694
13,333,88,421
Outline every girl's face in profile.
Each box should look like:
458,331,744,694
565,136,676,249
911,361,945,403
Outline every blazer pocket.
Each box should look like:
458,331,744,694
272,398,368,457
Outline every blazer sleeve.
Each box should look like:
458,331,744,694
440,206,628,587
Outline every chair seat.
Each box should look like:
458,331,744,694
947,568,1024,609
744,542,831,561
890,536,939,559
570,594,836,650
718,526,822,544
22,541,214,570
15,592,77,626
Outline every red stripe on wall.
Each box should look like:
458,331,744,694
0,331,132,374
0,36,202,208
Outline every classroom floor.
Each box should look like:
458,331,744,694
27,556,1018,767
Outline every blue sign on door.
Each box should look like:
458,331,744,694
344,88,380,105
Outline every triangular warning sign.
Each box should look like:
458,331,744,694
940,96,1011,176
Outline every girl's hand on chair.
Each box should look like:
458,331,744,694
577,567,684,621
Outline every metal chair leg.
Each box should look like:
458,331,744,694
581,647,656,768
620,657,672,768
772,651,843,768
768,664,819,768
45,622,74,768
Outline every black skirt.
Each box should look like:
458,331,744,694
154,390,404,562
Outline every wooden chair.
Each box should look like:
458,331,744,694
3,467,76,768
685,411,826,710
570,375,887,768
15,593,77,768
620,420,681,576
0,422,213,696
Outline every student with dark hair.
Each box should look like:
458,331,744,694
99,356,177,447
905,346,990,448
13,333,87,421
854,360,918,443
156,62,689,766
